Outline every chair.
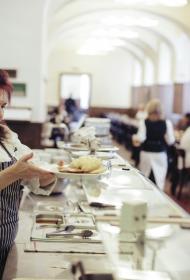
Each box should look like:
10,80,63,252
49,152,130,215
171,147,190,199
176,148,186,199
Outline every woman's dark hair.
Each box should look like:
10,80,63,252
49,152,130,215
0,70,13,140
0,70,13,101
0,125,6,141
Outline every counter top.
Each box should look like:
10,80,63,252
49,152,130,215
3,163,190,280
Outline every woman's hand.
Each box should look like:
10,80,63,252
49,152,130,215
12,153,55,183
39,172,56,187
132,135,141,147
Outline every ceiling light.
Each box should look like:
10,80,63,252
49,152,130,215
77,38,126,55
102,16,158,27
92,28,139,39
79,38,125,50
115,0,188,6
115,0,157,5
77,50,108,56
160,0,188,7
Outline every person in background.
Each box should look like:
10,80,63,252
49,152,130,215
133,99,175,190
174,112,190,143
171,124,190,195
49,112,70,147
64,94,78,115
179,120,190,168
135,103,147,121
170,117,190,195
131,103,147,166
64,94,83,122
0,70,56,277
176,112,190,131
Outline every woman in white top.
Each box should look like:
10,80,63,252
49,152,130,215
180,125,190,168
170,124,190,196
0,70,56,277
133,99,175,190
135,103,147,121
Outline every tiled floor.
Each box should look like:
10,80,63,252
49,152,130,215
114,141,190,214
165,184,190,213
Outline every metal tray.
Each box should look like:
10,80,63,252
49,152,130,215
35,213,64,224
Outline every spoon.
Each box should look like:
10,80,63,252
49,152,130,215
46,225,75,237
46,229,93,239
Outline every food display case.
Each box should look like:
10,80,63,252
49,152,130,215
3,148,190,280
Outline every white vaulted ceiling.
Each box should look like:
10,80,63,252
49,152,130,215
45,0,190,85
47,0,190,54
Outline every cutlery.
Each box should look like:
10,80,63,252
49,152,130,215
46,225,75,237
89,202,115,209
46,229,93,238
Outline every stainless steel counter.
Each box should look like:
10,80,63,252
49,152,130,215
3,164,190,280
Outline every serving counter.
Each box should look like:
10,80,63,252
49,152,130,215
3,159,190,280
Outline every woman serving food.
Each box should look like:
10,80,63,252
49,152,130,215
0,70,56,277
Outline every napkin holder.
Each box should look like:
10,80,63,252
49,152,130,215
119,200,147,268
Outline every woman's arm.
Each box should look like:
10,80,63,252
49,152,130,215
132,120,146,144
0,165,20,190
165,120,175,145
9,131,56,193
0,153,55,191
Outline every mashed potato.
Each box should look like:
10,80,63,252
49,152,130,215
70,156,102,172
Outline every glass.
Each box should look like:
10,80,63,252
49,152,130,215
98,223,173,280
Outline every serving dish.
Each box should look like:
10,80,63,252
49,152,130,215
54,169,109,180
37,158,110,180
71,151,116,160
64,143,119,152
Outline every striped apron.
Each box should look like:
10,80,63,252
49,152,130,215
0,142,22,279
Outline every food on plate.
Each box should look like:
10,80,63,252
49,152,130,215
58,160,64,167
58,166,83,173
58,156,106,174
70,156,102,172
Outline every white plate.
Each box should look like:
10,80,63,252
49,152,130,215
64,143,119,152
97,146,119,152
64,143,88,151
39,163,109,180
54,169,109,180
71,151,115,159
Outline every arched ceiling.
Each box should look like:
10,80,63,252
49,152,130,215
46,0,190,63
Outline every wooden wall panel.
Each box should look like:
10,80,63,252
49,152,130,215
6,121,42,149
89,107,137,118
183,83,190,114
173,83,183,114
90,82,190,121
173,83,190,114
131,84,174,117
150,84,174,117
131,86,150,108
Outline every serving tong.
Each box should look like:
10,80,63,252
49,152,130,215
46,224,75,237
46,229,93,239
